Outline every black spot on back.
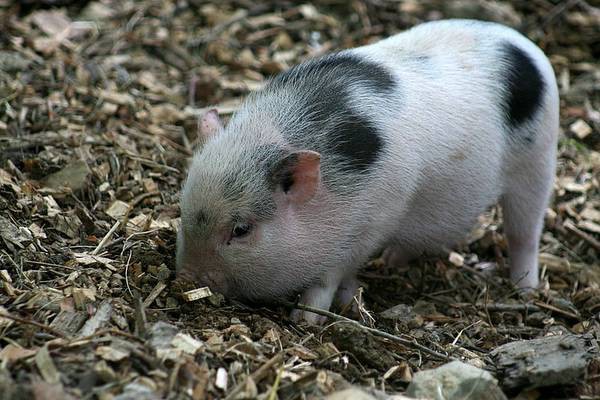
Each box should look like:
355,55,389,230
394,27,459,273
273,52,395,93
500,42,545,131
267,53,395,174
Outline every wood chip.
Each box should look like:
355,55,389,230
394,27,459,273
143,281,167,307
0,269,12,283
77,300,113,337
569,119,592,139
35,345,60,384
171,333,204,355
182,287,214,302
96,345,130,362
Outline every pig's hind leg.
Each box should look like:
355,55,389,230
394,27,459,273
501,134,556,289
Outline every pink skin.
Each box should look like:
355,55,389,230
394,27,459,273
182,111,328,321
198,108,222,138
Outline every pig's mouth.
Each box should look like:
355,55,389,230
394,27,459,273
225,274,318,306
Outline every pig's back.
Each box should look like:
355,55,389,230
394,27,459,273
344,19,558,251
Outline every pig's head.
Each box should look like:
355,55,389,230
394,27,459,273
177,109,325,302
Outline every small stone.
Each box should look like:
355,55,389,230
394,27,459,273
407,361,507,400
215,367,228,391
449,251,465,266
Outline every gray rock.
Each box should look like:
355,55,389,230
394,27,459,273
491,334,598,389
407,361,507,400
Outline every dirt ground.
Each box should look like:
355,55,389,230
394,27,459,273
0,0,599,399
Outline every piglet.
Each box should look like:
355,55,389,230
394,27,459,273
177,19,558,324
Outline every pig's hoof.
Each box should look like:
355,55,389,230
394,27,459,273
379,246,414,268
290,309,326,325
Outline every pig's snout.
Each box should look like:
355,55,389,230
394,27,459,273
177,258,230,295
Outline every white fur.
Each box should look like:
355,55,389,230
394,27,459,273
178,20,559,324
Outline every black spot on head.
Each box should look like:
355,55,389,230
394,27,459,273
219,145,283,223
267,53,395,174
500,42,545,131
269,152,298,193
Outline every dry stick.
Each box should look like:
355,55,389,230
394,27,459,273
564,220,600,252
0,312,66,338
224,353,284,400
64,328,145,346
284,301,454,361
533,300,580,320
453,302,580,320
91,220,120,256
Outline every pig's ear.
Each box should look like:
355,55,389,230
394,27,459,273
273,150,321,205
198,108,223,140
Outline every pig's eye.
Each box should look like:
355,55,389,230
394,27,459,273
231,223,252,239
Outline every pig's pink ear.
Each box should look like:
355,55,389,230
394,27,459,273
273,150,321,205
198,108,223,140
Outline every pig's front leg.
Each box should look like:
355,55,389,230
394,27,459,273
290,283,339,325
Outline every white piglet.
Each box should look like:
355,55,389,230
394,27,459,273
177,20,558,323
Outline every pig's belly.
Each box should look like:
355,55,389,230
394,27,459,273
390,172,503,256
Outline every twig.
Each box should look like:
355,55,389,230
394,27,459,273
124,250,133,298
469,303,541,313
91,220,120,256
267,367,284,400
564,220,600,252
453,302,580,320
91,190,161,256
0,312,66,338
283,301,454,361
225,353,284,400
533,300,580,320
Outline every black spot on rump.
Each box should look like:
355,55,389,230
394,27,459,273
500,42,545,130
266,53,393,173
